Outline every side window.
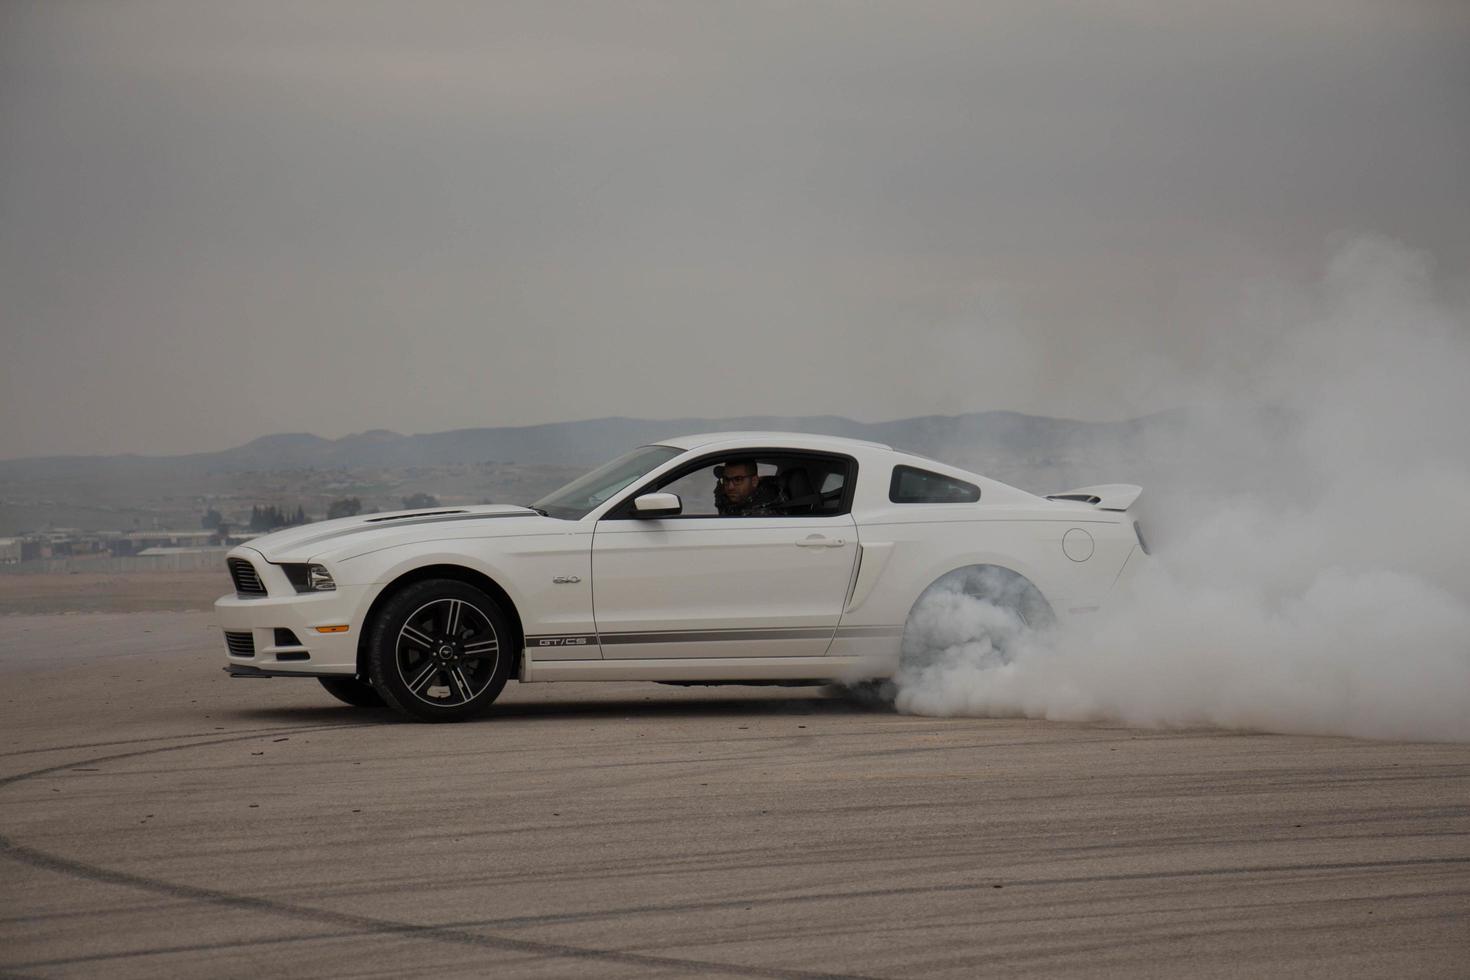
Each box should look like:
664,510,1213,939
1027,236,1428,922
793,462,848,515
656,462,774,517
889,465,980,504
657,465,721,516
631,453,855,517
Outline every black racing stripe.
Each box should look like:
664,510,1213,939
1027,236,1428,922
527,627,902,647
833,626,906,638
598,628,834,645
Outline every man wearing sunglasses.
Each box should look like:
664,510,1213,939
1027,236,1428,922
714,458,785,516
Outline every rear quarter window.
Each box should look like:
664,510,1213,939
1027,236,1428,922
889,465,981,504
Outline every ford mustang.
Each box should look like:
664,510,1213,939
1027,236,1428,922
215,432,1147,721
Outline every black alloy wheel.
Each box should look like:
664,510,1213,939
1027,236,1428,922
366,579,513,722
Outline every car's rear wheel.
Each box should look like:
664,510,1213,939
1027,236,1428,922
366,579,513,723
900,565,1055,672
835,678,896,708
317,676,386,708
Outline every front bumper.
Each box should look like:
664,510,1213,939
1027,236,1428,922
214,584,371,676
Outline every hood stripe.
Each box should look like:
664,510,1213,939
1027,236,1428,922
278,510,534,553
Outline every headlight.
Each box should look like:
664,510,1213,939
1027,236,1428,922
282,563,337,593
307,564,336,591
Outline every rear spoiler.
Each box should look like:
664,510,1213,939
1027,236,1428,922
1045,483,1143,512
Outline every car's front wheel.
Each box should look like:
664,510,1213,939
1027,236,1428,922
365,579,513,722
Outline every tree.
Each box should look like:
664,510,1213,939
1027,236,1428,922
401,492,439,510
201,508,222,530
327,497,362,520
249,504,305,530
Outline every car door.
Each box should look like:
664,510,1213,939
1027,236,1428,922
590,455,858,659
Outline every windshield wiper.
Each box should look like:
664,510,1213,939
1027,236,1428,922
526,505,549,517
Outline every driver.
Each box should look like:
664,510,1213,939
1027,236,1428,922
715,458,784,516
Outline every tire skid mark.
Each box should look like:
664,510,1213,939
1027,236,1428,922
0,724,371,761
250,855,1470,938
0,729,877,980
0,725,375,791
4,928,363,972
0,835,874,980
11,728,1462,978
404,855,1470,933
251,830,1467,900
0,899,180,928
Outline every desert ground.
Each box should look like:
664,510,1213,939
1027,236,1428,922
1,575,1467,978
0,569,232,616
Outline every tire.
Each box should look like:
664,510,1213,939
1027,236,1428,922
900,565,1055,672
317,676,387,708
365,579,513,723
834,678,896,708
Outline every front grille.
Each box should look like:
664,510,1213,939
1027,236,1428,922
224,631,256,657
228,558,267,597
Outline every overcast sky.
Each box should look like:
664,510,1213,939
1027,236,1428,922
2,1,1467,459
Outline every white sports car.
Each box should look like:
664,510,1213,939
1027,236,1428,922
216,432,1147,721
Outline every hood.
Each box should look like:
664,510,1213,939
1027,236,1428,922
244,504,546,563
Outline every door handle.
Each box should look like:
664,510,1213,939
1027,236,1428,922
795,535,846,548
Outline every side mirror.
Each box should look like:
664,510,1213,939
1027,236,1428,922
632,492,681,518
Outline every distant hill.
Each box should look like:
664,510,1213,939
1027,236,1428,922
0,411,1177,479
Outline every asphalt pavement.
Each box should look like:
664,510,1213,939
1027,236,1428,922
2,612,1467,978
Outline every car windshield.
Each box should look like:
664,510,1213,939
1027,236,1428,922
531,445,683,520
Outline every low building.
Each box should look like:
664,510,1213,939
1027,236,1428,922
110,530,221,556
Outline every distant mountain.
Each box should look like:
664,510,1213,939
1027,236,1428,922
0,411,1177,479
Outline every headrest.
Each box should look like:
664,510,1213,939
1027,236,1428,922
781,467,815,499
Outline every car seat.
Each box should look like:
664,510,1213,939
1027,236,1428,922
778,466,817,513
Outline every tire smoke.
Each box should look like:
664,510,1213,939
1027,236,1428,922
895,238,1470,741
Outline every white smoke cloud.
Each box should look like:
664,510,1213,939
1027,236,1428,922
895,238,1470,741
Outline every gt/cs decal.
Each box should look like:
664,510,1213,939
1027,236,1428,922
532,635,593,647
